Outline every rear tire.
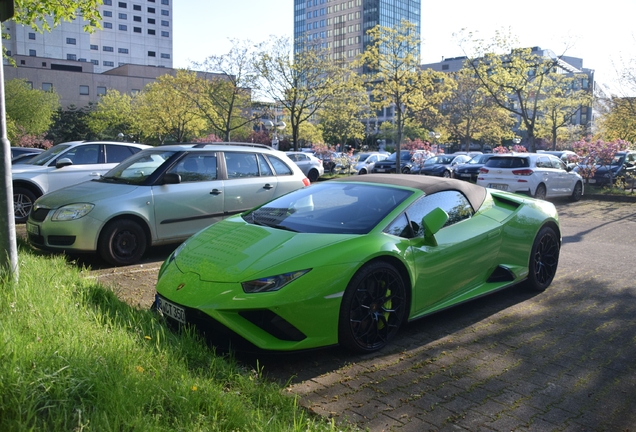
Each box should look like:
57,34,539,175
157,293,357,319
338,261,407,353
307,169,319,182
14,187,38,223
98,219,147,266
525,225,560,292
401,167,410,174
569,181,583,202
534,184,547,200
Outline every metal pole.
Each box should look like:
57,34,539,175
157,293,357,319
0,38,19,282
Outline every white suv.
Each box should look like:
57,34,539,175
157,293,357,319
12,141,151,222
476,153,583,201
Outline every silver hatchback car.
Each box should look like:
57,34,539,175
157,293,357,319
26,143,310,265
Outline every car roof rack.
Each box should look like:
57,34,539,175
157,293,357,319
191,142,272,150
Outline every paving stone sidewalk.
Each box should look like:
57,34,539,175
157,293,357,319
258,200,636,431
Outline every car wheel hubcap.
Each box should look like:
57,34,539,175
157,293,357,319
349,269,404,349
14,195,32,218
533,233,558,285
113,230,138,258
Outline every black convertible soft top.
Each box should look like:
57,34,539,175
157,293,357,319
332,174,487,212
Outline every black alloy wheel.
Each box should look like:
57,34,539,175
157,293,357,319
339,261,407,353
525,225,560,292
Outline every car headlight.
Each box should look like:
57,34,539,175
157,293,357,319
241,269,310,293
51,203,94,221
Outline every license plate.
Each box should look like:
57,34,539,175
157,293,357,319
460,173,471,177
156,295,186,324
376,168,387,172
488,183,508,191
588,179,596,184
26,222,39,235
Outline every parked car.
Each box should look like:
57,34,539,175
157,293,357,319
372,151,423,174
537,150,579,170
315,151,339,173
11,147,44,164
286,151,324,182
354,152,389,174
412,154,471,177
12,140,151,223
452,153,497,182
573,150,636,187
477,153,583,201
155,174,561,353
26,143,310,266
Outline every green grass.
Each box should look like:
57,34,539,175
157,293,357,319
0,247,351,431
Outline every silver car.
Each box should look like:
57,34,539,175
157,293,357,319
285,151,324,182
26,143,310,266
12,140,151,223
353,152,389,174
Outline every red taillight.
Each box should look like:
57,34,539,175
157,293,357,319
479,168,489,173
302,177,311,187
512,169,533,176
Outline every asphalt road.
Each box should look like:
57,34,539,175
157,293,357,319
17,197,636,431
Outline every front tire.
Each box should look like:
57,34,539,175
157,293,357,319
442,170,451,178
401,167,410,174
525,225,560,292
14,187,38,223
569,181,583,202
534,184,547,200
98,219,147,266
338,261,407,353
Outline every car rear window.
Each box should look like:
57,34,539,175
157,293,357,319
484,157,529,168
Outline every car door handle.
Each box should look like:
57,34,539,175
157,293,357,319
89,172,100,176
263,184,274,190
210,189,222,195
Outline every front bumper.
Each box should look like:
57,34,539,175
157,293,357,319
27,207,104,253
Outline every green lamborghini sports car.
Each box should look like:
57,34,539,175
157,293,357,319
154,174,561,353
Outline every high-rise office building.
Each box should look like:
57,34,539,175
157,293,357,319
3,0,173,73
294,0,421,62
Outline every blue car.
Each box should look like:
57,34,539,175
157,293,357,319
574,150,636,186
452,154,496,182
412,154,471,177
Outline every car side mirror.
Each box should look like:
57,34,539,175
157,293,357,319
162,173,182,184
55,158,73,168
421,207,449,246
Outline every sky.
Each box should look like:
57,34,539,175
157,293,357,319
173,0,636,95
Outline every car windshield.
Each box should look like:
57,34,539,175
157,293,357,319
468,154,489,164
27,143,74,166
425,156,453,165
100,149,177,184
243,182,413,235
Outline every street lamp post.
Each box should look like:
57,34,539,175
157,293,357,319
429,131,441,153
262,120,286,150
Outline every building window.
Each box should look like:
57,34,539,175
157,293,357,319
148,51,156,57
79,85,89,95
91,59,99,65
103,46,114,52
161,20,169,26
67,54,77,60
442,64,449,71
28,32,36,40
161,0,168,4
147,18,155,24
90,44,98,50
41,62,46,67
119,24,127,30
161,9,169,15
133,15,141,21
6,50,11,56
104,61,114,67
97,86,107,95
161,31,169,37
26,81,33,89
148,29,155,35
132,89,140,94
118,48,129,54
42,83,53,91
29,49,36,56
104,22,113,28
133,27,141,33
148,7,155,12
133,4,141,10
118,2,127,7
104,10,112,17
66,37,76,45
160,53,170,59
103,0,112,4
119,13,127,19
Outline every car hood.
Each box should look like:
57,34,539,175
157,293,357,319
34,180,140,208
174,218,356,282
11,164,49,175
